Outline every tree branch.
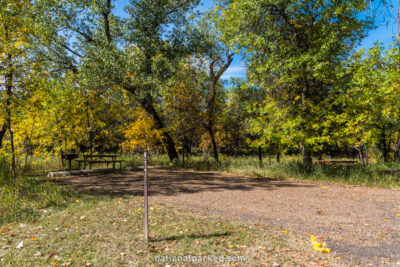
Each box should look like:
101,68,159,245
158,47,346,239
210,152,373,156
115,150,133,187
61,44,82,58
166,0,191,16
103,0,112,45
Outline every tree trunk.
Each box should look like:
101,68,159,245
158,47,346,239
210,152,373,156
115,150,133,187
276,151,281,163
0,124,7,148
378,127,390,162
5,48,15,176
9,124,16,176
258,147,262,167
203,148,207,160
141,94,179,162
207,126,219,163
181,142,185,167
299,73,312,172
381,138,389,162
395,130,400,161
85,99,93,156
357,144,368,166
202,52,233,164
299,141,312,171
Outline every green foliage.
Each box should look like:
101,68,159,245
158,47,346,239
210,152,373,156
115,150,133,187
218,0,373,166
1,0,400,182
330,43,400,163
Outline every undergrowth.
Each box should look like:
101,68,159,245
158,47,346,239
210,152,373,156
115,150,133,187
0,156,75,225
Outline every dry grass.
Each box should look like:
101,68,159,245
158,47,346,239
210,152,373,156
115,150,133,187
0,196,337,266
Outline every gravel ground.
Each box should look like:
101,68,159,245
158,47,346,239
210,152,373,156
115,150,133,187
60,169,400,266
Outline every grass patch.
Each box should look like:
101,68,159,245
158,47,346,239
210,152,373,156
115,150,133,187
0,175,76,225
0,196,335,266
0,156,76,225
154,154,400,188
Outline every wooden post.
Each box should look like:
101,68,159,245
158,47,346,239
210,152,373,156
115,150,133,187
144,152,149,242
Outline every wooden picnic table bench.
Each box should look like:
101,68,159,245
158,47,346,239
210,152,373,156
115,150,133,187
76,154,122,171
316,160,358,168
61,152,79,170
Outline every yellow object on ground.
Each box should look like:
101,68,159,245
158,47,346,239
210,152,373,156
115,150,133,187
310,235,331,253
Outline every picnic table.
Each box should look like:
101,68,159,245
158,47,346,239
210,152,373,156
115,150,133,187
316,160,358,168
76,154,122,171
61,152,79,170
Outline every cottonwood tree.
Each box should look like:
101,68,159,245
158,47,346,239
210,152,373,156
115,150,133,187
219,0,373,170
184,13,234,162
332,43,400,164
34,0,200,161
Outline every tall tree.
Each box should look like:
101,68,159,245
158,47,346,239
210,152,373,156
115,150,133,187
186,13,235,162
334,43,400,164
219,0,373,170
0,0,32,175
34,0,200,161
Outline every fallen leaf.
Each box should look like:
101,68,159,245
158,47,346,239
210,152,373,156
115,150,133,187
310,235,331,253
16,241,23,249
48,252,57,260
30,237,37,241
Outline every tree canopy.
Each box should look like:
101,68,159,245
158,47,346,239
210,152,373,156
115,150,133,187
1,0,399,174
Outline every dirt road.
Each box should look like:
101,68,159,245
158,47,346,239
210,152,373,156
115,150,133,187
60,169,400,265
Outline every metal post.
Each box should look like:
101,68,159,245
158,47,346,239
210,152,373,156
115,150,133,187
144,152,148,242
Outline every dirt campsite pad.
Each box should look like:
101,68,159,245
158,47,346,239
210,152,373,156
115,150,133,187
59,169,400,265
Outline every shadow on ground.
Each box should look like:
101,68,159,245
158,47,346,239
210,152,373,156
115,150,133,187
54,169,315,197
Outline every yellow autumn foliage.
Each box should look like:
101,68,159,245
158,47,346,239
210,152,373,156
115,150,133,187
122,109,163,152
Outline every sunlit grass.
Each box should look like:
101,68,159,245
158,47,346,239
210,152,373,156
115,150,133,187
0,197,335,266
163,154,400,188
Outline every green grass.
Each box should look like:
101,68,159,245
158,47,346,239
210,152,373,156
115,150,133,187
0,175,76,225
159,154,400,188
0,196,335,266
0,156,76,225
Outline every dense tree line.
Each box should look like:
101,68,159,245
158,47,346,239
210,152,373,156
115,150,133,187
1,0,400,175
